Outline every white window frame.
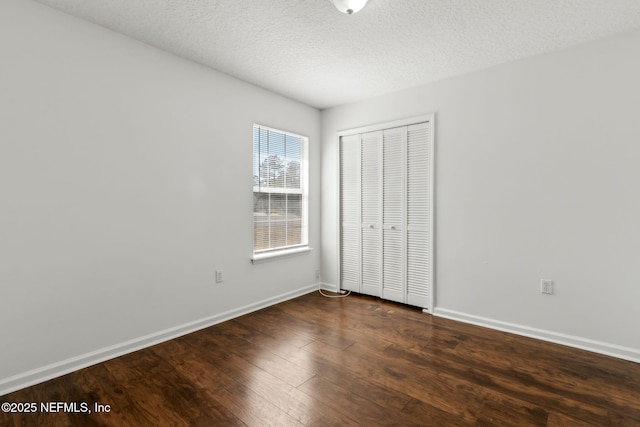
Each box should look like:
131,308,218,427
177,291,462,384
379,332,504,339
252,124,310,263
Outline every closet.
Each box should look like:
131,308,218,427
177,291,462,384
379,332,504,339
339,116,433,311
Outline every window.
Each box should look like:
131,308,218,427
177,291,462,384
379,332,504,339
253,124,308,257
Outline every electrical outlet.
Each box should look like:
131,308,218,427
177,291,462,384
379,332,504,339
540,279,553,294
216,270,223,283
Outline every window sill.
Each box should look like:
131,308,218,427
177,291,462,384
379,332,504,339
251,246,312,264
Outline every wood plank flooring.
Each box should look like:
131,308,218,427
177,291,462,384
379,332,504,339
2,292,639,426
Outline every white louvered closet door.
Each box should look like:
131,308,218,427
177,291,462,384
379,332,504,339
382,127,406,303
340,134,361,292
406,122,432,308
339,117,433,311
360,131,382,297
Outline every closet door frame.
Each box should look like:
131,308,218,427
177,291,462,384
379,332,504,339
336,114,435,312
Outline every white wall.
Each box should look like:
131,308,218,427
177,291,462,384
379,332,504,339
321,30,640,359
0,0,320,390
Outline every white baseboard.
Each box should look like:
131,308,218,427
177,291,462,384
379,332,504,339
319,282,339,293
0,283,319,396
433,307,640,364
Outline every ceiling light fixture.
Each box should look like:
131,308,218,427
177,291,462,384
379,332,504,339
331,0,369,15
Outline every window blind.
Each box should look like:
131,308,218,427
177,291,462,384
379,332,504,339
253,125,306,253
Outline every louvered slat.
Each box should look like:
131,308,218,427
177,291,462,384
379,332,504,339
383,229,403,303
360,131,382,296
407,231,430,295
361,228,381,296
340,135,360,292
383,127,404,226
340,135,360,226
406,121,432,309
341,227,360,289
382,127,405,303
407,122,431,228
361,131,381,226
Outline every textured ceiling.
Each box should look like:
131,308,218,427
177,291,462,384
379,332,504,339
32,0,640,109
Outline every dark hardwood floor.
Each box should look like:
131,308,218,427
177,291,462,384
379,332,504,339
2,292,639,426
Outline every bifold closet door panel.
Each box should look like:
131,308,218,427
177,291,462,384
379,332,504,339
340,134,360,292
382,127,405,303
406,122,432,308
360,131,382,297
